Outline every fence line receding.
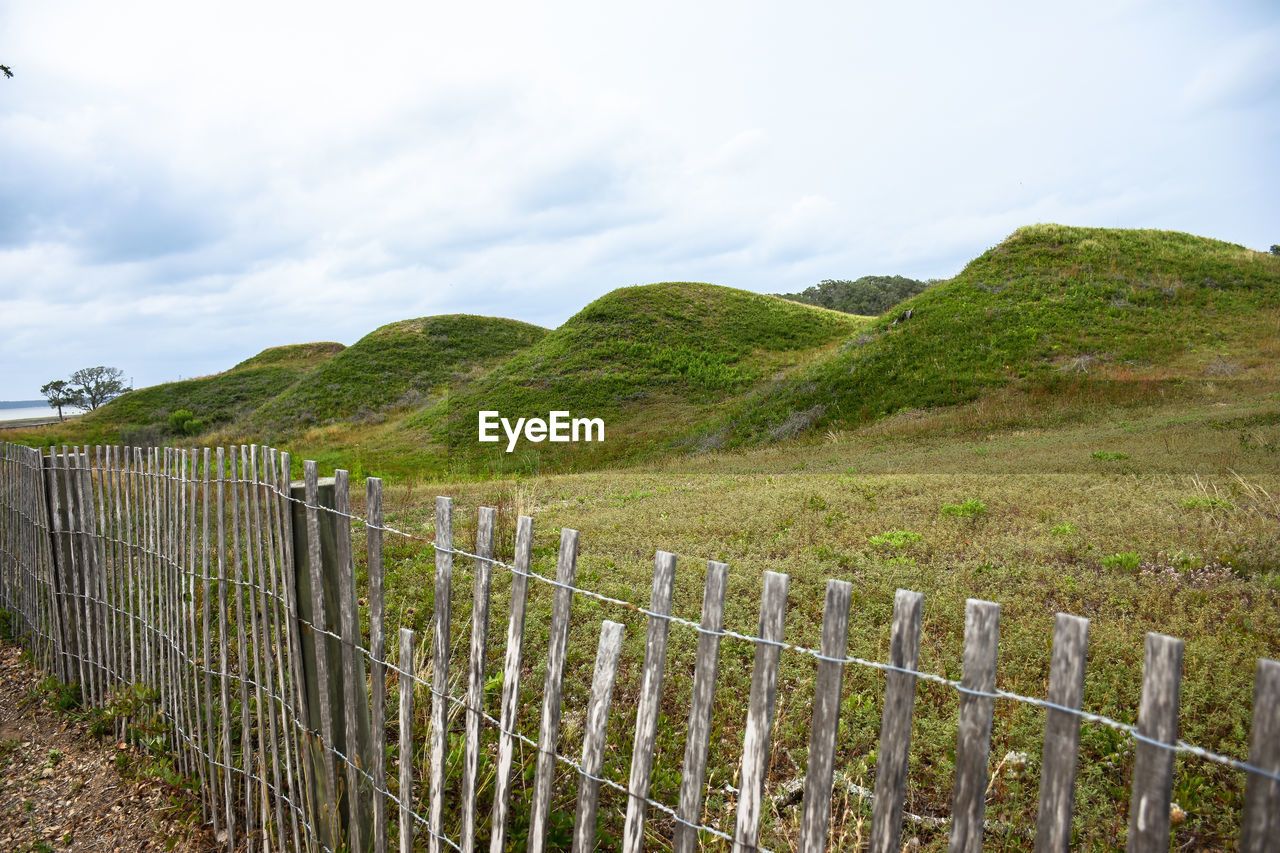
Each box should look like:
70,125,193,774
0,441,1277,853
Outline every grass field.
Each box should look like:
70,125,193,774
353,378,1279,851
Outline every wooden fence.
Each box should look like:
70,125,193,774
0,440,1277,853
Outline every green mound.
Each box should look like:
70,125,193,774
724,225,1280,443
438,282,865,466
71,369,312,445
232,341,346,371
15,341,345,447
250,315,547,432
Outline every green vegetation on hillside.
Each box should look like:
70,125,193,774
232,341,346,371
18,342,346,447
436,282,865,469
10,224,1277,485
249,315,547,434
776,274,933,315
725,225,1280,444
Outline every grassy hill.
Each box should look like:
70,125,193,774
433,282,867,471
11,225,1276,480
246,315,547,435
18,342,345,447
231,341,347,371
719,225,1280,444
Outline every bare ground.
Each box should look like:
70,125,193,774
0,642,219,853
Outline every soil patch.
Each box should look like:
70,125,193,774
0,642,218,852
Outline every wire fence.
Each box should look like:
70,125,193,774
0,440,1277,853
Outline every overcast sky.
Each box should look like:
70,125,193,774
2,1,1277,400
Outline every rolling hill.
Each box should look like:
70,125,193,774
44,342,346,446
245,314,548,435
432,282,868,470
11,225,1277,478
714,225,1280,445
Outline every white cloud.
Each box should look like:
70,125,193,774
0,0,1276,397
1182,26,1280,114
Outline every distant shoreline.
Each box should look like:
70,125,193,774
0,414,80,430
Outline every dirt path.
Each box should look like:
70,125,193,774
0,643,219,852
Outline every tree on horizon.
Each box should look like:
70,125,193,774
40,380,80,422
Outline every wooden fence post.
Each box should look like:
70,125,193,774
622,549,678,853
798,578,852,853
1240,657,1280,852
198,447,222,842
235,447,266,847
429,496,454,853
948,598,1000,853
229,447,258,851
296,462,339,849
252,448,295,850
870,589,924,853
368,477,388,853
70,448,100,710
572,620,626,853
399,627,418,853
34,445,58,674
276,451,318,852
1126,632,1183,853
292,463,374,852
528,527,579,853
733,570,790,853
121,448,138,687
335,468,374,853
1034,613,1089,853
94,445,116,698
673,560,729,853
489,515,535,853
66,447,94,699
461,506,496,853
40,449,75,685
249,448,286,850
216,447,236,853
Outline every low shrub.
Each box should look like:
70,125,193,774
940,498,988,519
1102,551,1142,572
1181,496,1233,511
868,529,923,549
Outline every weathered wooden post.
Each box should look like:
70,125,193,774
40,448,79,685
291,467,374,853
1241,657,1280,852
1127,633,1183,853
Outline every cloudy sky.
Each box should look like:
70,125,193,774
2,1,1277,400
